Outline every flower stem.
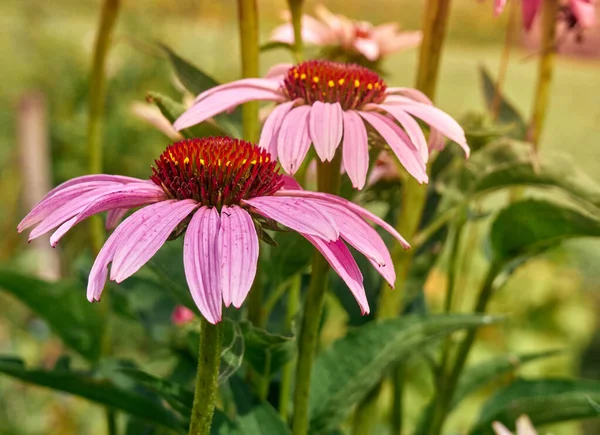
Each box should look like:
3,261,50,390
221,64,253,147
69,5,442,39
88,2,120,434
189,319,222,435
528,0,558,148
287,0,305,61
491,0,518,120
279,275,300,419
424,262,500,435
237,0,263,327
292,154,342,435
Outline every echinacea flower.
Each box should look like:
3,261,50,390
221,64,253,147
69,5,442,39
174,61,469,190
19,137,408,323
492,415,539,435
493,0,596,31
172,305,195,325
270,4,422,62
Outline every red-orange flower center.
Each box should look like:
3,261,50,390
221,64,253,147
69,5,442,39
150,137,283,207
282,60,387,110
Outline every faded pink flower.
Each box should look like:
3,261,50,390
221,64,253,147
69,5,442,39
492,415,539,435
19,137,408,324
171,305,195,325
493,0,596,30
270,4,422,62
174,61,469,190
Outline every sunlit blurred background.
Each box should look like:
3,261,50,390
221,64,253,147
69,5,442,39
1,0,599,433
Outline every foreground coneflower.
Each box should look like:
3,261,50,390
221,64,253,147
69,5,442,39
493,0,596,30
174,60,469,190
270,4,422,62
19,137,408,323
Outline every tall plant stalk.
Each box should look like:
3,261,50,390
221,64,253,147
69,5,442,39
88,1,120,433
491,0,518,120
189,319,223,435
528,0,559,148
287,0,305,61
292,154,342,435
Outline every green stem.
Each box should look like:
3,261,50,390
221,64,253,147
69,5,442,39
528,0,558,148
292,154,342,435
424,262,500,435
88,2,120,433
391,366,405,435
352,383,381,435
491,0,518,120
287,0,305,61
189,319,223,435
279,275,300,419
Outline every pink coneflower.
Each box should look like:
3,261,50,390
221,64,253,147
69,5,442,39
174,61,469,190
493,0,596,31
171,305,195,325
19,137,408,323
270,4,422,62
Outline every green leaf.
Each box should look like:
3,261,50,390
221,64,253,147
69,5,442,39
240,321,295,375
259,41,295,53
0,270,103,361
229,376,292,434
490,199,600,263
308,314,501,433
452,349,563,408
146,91,226,139
471,378,600,434
270,231,313,282
479,65,526,139
0,357,183,430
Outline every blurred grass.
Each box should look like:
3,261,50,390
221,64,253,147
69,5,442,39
0,0,599,433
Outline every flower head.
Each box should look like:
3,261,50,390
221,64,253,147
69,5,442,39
493,0,596,31
174,61,469,190
270,4,422,62
19,137,409,323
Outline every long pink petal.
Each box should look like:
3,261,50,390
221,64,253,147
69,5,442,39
86,200,178,302
192,78,283,104
110,199,198,283
219,206,259,308
570,0,596,28
385,87,433,105
359,111,428,184
341,110,369,190
243,196,338,241
277,105,312,173
258,100,297,159
174,87,285,131
303,235,369,315
184,206,222,324
378,32,422,55
522,0,542,30
106,208,129,230
42,174,143,201
265,63,294,79
275,190,410,249
49,185,166,246
353,38,380,61
309,101,343,161
378,104,429,162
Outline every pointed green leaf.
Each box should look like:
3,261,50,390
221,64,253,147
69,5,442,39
452,349,563,408
0,357,183,430
308,314,501,433
0,270,103,361
490,199,600,263
471,378,600,434
239,321,295,375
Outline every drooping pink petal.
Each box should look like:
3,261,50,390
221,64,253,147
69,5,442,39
110,199,198,283
309,101,343,161
106,208,129,230
192,78,283,104
353,38,380,61
522,0,542,30
359,111,428,184
275,189,410,249
265,63,295,79
385,87,433,105
174,85,285,131
42,174,143,201
378,104,429,162
183,206,223,324
277,105,312,173
49,184,166,246
86,200,179,302
243,196,339,241
303,235,369,314
341,110,369,190
377,32,423,55
258,100,297,159
494,0,508,16
570,0,597,28
219,206,259,308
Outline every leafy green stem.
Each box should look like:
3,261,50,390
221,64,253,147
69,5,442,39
287,0,305,62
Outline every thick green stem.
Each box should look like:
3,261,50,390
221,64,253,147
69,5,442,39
528,0,558,148
287,0,305,61
88,2,120,433
491,0,518,120
189,319,223,435
279,276,300,419
292,154,342,435
424,262,500,435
